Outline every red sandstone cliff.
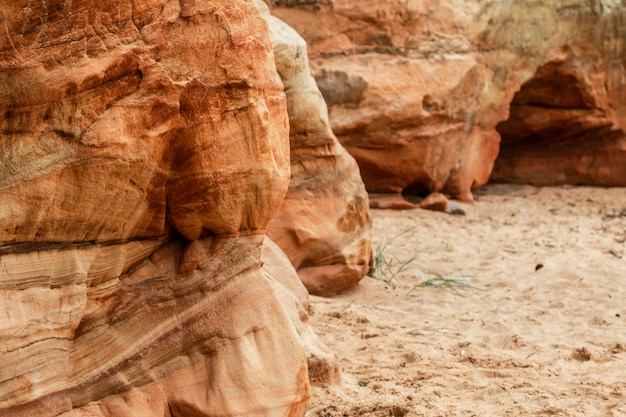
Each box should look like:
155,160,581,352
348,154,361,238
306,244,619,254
257,0,372,296
0,1,309,415
271,0,626,200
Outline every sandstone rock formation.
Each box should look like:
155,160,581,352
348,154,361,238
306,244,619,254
0,1,310,415
257,1,372,296
271,0,626,198
487,2,626,186
491,59,626,186
261,238,341,385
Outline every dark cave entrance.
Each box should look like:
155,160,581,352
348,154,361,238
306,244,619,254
490,61,624,186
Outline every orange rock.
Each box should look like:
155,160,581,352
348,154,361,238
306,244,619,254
258,1,372,296
419,192,448,212
369,193,419,210
492,61,626,186
0,1,309,416
271,0,626,195
2,237,311,417
271,0,502,202
262,238,341,386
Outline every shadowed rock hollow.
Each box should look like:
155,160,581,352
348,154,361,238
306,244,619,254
0,1,313,415
271,0,626,202
491,59,626,185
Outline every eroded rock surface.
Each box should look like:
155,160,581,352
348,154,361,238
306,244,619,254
262,238,341,385
491,59,626,186
0,1,309,415
271,0,626,197
257,1,372,296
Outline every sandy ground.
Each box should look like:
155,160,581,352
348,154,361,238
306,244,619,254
305,184,626,417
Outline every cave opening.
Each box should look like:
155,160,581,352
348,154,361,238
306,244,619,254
490,61,624,186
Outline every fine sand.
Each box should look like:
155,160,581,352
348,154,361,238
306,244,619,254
306,184,626,417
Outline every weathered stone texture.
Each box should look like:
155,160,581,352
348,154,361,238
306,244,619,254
262,238,341,385
271,0,626,197
257,0,372,296
0,1,309,415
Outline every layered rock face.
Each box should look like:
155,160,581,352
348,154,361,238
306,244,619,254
261,238,340,385
0,1,310,416
257,1,372,296
271,0,626,198
270,0,503,203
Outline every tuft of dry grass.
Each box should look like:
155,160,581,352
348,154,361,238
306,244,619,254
372,228,484,296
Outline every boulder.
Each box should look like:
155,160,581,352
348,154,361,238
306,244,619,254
257,1,372,296
419,192,448,212
0,0,309,415
270,0,626,196
1,236,309,417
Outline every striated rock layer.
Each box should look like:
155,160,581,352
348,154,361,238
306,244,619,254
271,0,626,199
262,238,341,386
0,0,310,416
1,236,309,417
257,0,372,296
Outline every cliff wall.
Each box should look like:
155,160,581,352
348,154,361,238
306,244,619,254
272,0,626,198
0,1,309,415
